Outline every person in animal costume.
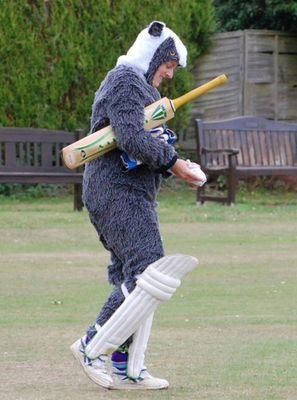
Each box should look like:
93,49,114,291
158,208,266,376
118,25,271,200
70,20,206,390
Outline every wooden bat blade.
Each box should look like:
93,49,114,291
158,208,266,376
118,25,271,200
62,125,117,169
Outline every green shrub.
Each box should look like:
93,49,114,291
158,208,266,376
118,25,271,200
0,0,215,134
214,0,297,32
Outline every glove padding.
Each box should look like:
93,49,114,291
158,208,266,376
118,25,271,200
120,127,177,171
186,159,207,187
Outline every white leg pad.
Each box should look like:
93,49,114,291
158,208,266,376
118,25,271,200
127,312,154,379
85,254,198,360
121,283,154,379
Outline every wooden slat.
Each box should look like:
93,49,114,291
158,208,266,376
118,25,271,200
182,30,297,154
271,131,279,165
0,142,4,166
284,132,293,164
258,130,267,166
34,143,39,166
265,131,273,166
5,143,16,167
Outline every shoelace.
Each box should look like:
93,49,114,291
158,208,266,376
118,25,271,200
80,338,105,367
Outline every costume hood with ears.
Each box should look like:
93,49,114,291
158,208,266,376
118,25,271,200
116,21,187,84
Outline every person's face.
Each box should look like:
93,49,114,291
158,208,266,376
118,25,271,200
152,61,178,88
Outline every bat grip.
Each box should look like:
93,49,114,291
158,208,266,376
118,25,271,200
172,74,228,110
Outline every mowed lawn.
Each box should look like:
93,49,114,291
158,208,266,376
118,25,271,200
0,183,296,400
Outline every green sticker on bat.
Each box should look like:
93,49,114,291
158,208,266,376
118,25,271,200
151,105,167,121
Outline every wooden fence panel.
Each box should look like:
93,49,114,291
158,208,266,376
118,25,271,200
181,30,297,157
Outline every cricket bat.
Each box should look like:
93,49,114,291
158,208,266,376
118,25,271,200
62,74,228,170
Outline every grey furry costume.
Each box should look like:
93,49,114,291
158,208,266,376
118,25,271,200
82,21,187,339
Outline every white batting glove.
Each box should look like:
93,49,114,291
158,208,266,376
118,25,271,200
185,159,207,187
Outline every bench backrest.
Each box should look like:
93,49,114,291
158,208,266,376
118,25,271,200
0,127,84,173
196,116,297,168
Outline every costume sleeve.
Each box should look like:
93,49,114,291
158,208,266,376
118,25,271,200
105,70,178,171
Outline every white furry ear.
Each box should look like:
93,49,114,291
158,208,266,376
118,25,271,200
148,21,165,37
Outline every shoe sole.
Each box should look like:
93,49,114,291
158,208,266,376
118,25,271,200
70,340,113,389
111,383,168,390
111,376,169,390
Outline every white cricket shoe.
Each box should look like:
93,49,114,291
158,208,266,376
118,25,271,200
70,337,113,389
111,369,169,390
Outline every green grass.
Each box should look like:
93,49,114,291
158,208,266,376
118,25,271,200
0,183,296,400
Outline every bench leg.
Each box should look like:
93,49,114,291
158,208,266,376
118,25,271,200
74,183,83,211
227,177,237,205
197,186,205,205
227,155,237,205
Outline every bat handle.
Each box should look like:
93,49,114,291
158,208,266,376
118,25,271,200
172,74,228,110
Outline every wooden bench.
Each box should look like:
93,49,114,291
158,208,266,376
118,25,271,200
0,127,85,210
195,116,297,205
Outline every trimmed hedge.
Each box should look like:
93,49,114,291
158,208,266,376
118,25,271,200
214,0,297,33
0,0,215,133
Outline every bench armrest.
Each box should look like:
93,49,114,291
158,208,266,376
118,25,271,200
200,147,239,176
201,147,239,155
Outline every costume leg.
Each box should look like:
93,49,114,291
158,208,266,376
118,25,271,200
86,247,126,340
87,192,165,330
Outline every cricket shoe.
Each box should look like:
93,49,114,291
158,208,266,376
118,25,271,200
111,369,169,390
70,337,113,389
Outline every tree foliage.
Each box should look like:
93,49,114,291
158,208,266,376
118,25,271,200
214,0,297,33
0,0,215,133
